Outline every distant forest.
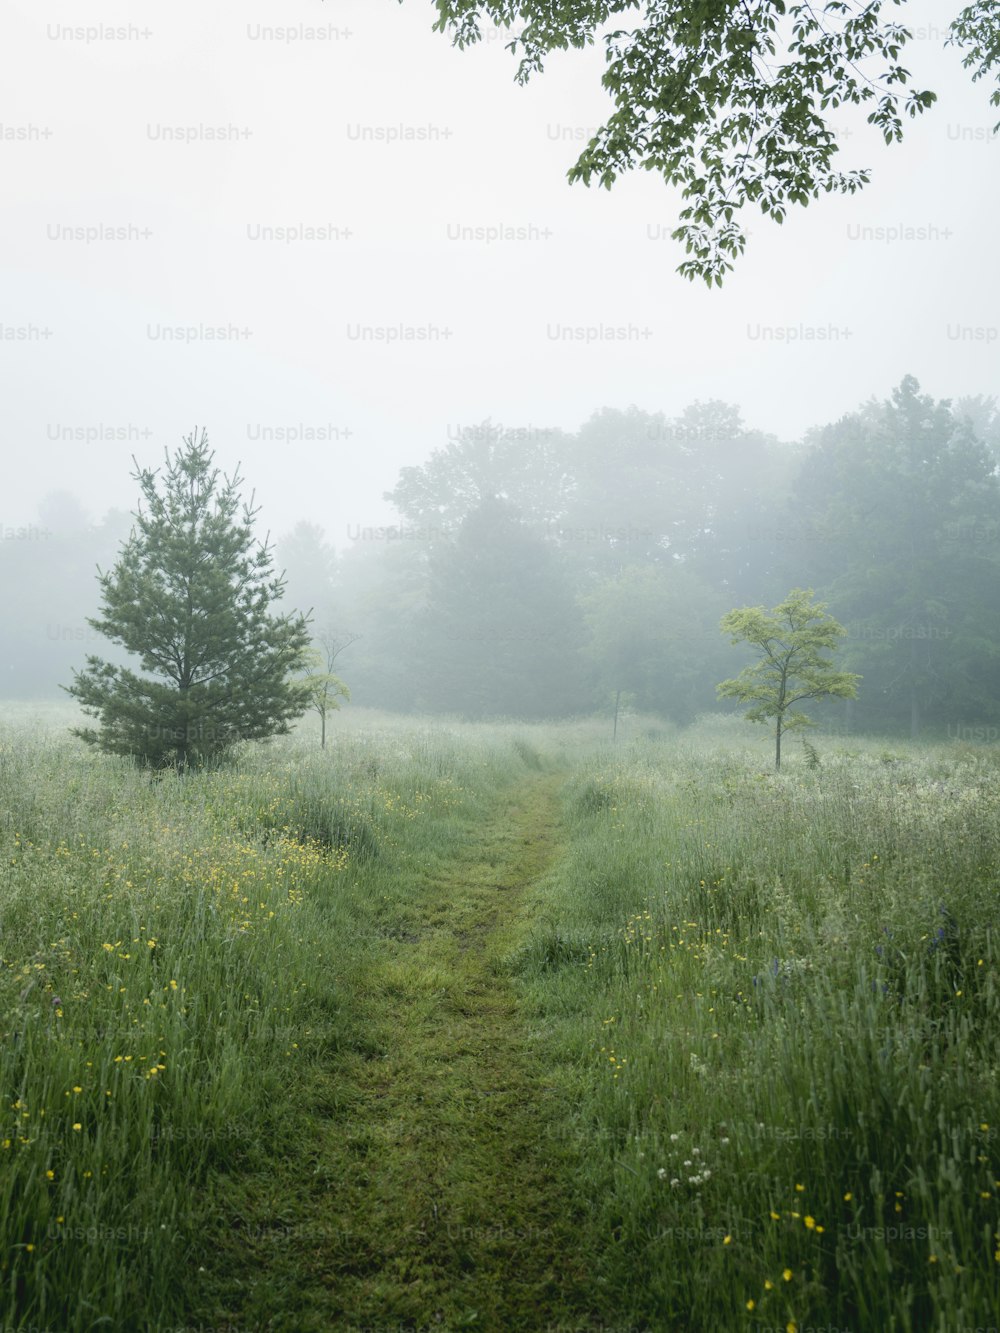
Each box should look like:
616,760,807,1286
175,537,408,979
7,376,1000,740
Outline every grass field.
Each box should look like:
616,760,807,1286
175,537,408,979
2,703,999,1332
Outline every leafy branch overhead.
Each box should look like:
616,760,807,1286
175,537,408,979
423,1,1000,284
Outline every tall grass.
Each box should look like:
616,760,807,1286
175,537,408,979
4,703,1000,1330
0,708,538,1331
514,732,1000,1331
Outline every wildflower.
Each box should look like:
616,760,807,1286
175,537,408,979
804,1216,816,1229
45,1170,54,1180
72,1123,82,1131
746,1299,755,1310
782,1268,793,1281
723,1234,732,1245
843,1192,853,1201
657,1168,667,1180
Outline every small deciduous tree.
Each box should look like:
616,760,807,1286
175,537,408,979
300,627,357,748
65,429,313,769
716,588,859,769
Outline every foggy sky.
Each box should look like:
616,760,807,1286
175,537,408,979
3,0,998,548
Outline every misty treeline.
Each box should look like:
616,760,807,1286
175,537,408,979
7,376,1000,739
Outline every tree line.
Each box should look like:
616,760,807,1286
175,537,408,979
5,375,999,746
292,375,1000,739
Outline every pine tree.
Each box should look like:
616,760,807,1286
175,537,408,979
65,429,312,768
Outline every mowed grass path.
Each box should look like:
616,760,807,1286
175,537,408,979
197,770,601,1332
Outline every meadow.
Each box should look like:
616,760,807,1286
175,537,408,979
1,702,998,1332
